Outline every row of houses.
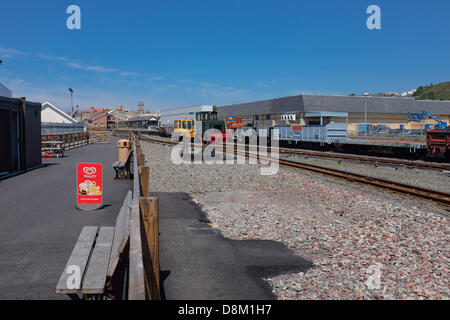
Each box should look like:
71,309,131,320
41,103,159,132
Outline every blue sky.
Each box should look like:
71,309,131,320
1,0,449,112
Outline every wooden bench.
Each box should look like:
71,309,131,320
112,150,133,179
56,190,132,300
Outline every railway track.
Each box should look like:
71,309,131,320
123,133,450,208
130,132,450,172
242,150,450,208
277,148,450,172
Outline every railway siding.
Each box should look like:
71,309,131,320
140,140,449,300
281,153,450,194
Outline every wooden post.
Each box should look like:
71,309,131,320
138,154,146,167
139,197,160,300
148,197,160,294
138,166,150,197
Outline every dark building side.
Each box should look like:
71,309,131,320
0,96,42,176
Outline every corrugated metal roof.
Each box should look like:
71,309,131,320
218,94,450,118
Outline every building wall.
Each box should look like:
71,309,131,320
0,97,41,174
90,114,107,129
159,105,214,128
41,107,74,123
0,82,12,98
218,94,450,133
222,110,450,134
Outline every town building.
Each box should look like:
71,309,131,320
41,102,84,134
88,112,108,129
218,94,450,135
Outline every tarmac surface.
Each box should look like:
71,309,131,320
156,192,313,300
0,136,132,299
0,135,312,300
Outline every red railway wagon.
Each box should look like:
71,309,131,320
427,128,450,158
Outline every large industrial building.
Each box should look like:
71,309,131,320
218,94,450,135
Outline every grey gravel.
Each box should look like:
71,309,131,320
283,153,450,193
141,140,450,300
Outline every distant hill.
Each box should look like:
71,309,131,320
413,82,450,100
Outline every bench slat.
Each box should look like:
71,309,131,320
107,190,132,277
81,227,115,294
56,226,99,294
112,161,120,168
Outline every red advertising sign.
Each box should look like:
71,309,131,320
76,163,103,210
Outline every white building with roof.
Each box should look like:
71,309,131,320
0,82,12,98
41,102,85,134
41,101,79,124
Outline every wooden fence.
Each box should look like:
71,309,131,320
41,132,90,156
128,133,160,300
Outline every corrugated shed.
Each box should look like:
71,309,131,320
218,94,450,117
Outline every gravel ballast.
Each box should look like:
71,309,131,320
282,154,450,193
142,141,449,300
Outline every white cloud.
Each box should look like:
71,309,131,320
200,81,218,87
0,46,28,57
66,62,117,73
2,45,135,76
177,79,193,84
37,54,71,62
257,82,271,89
119,71,137,77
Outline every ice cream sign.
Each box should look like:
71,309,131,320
76,163,103,210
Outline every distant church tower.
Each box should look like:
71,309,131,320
138,101,144,113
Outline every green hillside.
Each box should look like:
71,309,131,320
413,81,450,100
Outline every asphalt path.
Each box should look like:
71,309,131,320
156,192,313,300
0,136,132,299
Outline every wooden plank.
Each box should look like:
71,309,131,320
107,190,132,277
81,227,115,294
128,138,146,300
138,166,150,197
56,226,98,294
140,197,161,300
148,197,160,295
138,154,145,167
112,161,120,168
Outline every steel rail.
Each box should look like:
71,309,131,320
115,131,450,207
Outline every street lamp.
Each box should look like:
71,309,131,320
69,88,74,117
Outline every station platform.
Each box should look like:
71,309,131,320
0,135,132,299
